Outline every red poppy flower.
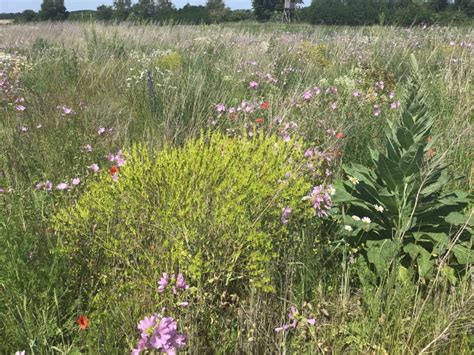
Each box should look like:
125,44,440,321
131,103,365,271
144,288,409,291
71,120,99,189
260,102,269,110
335,132,346,139
255,117,264,124
76,315,89,330
110,165,118,176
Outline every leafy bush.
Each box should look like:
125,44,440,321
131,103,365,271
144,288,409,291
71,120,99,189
333,55,473,280
53,132,315,311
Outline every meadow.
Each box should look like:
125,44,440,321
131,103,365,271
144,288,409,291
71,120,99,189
0,22,473,354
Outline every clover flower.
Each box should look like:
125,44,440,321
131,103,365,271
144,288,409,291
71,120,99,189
72,178,81,186
362,217,371,224
352,215,361,221
344,225,353,232
390,100,401,110
176,273,188,290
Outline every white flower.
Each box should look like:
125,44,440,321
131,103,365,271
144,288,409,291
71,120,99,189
328,185,336,196
348,176,360,185
344,225,353,232
352,215,361,221
362,217,371,224
374,204,384,212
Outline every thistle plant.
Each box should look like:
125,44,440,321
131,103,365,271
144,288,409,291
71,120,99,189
333,55,473,279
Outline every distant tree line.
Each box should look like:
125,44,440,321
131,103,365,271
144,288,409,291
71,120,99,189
9,0,473,26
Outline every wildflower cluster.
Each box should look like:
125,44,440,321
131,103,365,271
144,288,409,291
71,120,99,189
133,314,187,355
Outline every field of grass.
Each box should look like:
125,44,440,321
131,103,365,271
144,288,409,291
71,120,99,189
0,22,472,354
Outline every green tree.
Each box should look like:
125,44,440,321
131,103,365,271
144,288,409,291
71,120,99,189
113,0,132,20
19,10,38,22
96,5,114,21
39,0,68,21
206,0,231,22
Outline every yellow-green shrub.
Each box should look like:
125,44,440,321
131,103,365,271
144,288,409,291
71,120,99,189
53,132,314,312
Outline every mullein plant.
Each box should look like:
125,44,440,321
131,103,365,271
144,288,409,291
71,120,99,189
332,55,472,280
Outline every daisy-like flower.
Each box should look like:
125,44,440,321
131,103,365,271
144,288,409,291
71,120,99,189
348,176,359,185
352,215,361,221
362,217,371,224
327,185,336,196
344,225,353,232
374,204,384,212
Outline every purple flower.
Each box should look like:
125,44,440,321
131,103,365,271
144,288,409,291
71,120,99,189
98,127,106,135
249,81,259,89
281,207,292,225
352,91,359,97
90,164,99,173
84,144,92,152
0,187,5,193
302,91,313,101
158,273,169,293
282,132,290,143
72,178,81,186
35,182,43,190
375,81,384,91
56,183,68,190
275,324,290,332
306,318,316,325
176,273,188,289
307,185,332,217
16,105,26,111
138,314,157,334
15,97,25,103
330,102,337,110
373,104,381,117
390,100,400,110
61,106,74,115
216,103,226,113
45,180,52,191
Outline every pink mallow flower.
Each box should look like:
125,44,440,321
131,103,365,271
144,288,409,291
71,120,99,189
56,183,68,190
249,81,259,89
90,164,99,173
72,178,81,186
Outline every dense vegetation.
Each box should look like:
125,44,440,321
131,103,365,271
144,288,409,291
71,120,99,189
8,0,474,26
0,22,472,354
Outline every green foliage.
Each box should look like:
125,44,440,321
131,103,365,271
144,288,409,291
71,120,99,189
53,132,314,329
333,55,473,280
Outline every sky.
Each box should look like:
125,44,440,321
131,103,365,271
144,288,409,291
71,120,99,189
0,0,290,12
